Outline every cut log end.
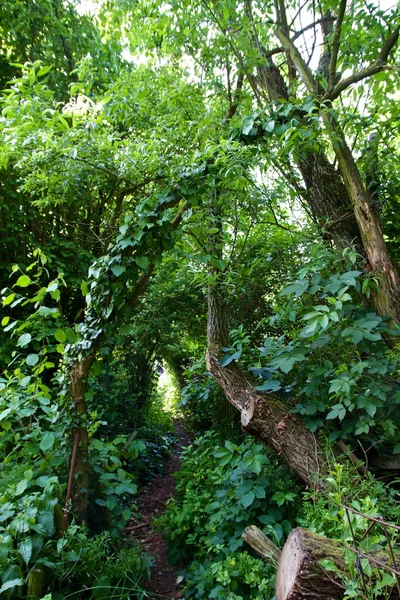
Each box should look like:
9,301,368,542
276,528,344,600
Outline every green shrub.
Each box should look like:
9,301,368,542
158,432,300,598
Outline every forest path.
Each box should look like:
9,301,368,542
125,422,192,599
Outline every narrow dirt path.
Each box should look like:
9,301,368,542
125,422,192,599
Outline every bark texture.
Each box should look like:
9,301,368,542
298,153,361,251
331,131,400,324
254,50,363,252
206,281,326,486
206,349,325,485
276,528,344,600
242,525,282,563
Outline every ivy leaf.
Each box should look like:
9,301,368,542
111,265,126,277
135,256,150,270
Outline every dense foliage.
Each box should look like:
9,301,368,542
0,0,399,598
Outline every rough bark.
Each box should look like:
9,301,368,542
276,528,345,600
206,282,326,486
255,57,362,253
329,129,400,324
242,525,282,563
298,153,361,251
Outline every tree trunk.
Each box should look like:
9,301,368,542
254,56,363,252
206,282,326,486
276,528,345,600
298,153,361,252
69,353,95,522
328,126,400,324
276,527,400,600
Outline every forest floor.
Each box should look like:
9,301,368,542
125,422,192,599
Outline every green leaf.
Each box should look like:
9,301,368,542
0,579,24,594
17,333,32,347
18,537,32,564
220,350,241,367
15,275,31,287
255,380,281,392
16,480,28,495
81,280,88,296
54,329,66,343
122,508,131,521
280,281,308,296
40,432,55,452
26,354,39,366
111,265,126,277
241,491,255,508
1,316,10,326
135,256,150,270
3,293,15,306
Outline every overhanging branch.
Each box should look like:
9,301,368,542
325,24,399,101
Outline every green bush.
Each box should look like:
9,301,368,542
158,432,300,598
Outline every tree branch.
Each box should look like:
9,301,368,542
328,0,347,90
325,24,399,101
275,29,317,93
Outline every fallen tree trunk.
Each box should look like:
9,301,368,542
276,528,344,600
206,348,326,486
276,527,400,600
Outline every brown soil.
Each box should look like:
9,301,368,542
124,422,192,599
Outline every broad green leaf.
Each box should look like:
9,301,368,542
16,480,28,495
111,265,126,277
40,432,55,452
17,333,32,347
241,491,255,508
26,354,39,366
0,580,24,594
135,256,150,270
15,275,31,287
3,293,15,306
54,329,66,343
255,380,281,392
18,537,32,564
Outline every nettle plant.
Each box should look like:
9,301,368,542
252,243,400,449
